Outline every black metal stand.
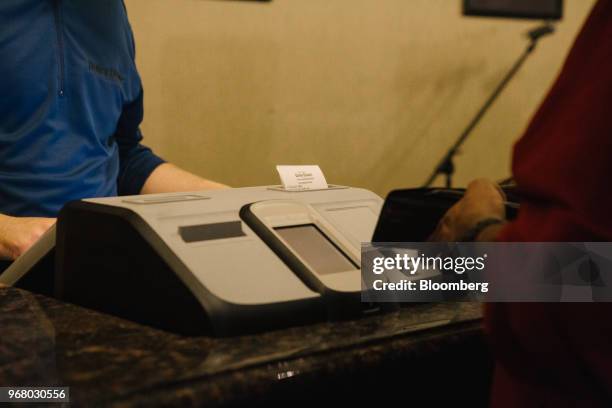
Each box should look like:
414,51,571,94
423,23,555,188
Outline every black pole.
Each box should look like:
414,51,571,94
423,23,555,188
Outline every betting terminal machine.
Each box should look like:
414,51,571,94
53,186,388,336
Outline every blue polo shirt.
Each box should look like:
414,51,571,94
0,0,164,217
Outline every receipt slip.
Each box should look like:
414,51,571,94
276,165,329,191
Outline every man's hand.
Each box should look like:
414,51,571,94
430,178,506,242
141,163,228,195
0,215,56,261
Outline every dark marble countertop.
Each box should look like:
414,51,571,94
0,287,491,407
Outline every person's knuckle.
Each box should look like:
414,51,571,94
12,240,29,258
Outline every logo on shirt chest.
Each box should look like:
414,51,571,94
89,62,124,83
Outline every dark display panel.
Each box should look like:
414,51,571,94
463,0,563,20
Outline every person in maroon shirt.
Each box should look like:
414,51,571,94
432,0,612,406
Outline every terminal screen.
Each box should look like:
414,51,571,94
275,224,357,275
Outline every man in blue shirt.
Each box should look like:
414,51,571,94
0,0,226,262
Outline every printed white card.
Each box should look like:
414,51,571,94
276,165,329,191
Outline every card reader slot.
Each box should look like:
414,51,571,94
179,221,245,243
123,194,210,205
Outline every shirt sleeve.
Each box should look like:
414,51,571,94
114,89,165,196
115,0,165,196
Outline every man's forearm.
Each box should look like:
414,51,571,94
140,163,228,195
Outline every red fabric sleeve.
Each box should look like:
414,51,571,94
497,0,612,242
486,1,612,406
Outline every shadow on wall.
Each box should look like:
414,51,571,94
368,58,488,190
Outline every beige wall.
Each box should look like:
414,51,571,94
125,0,595,196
